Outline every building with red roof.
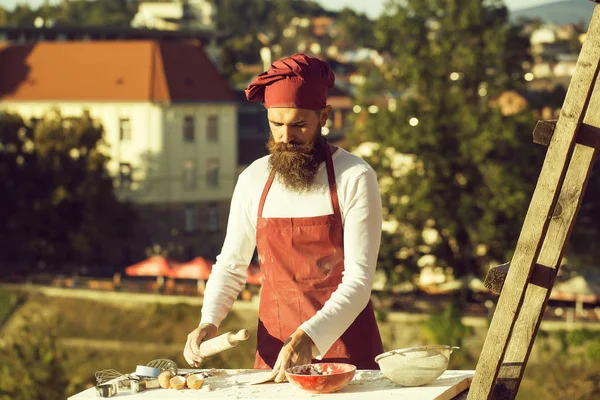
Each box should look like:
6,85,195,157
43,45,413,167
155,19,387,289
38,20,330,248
0,39,237,263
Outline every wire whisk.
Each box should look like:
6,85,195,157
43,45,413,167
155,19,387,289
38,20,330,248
95,369,133,385
146,359,178,374
95,359,180,385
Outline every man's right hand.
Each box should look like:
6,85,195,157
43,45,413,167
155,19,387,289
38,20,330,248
184,323,218,367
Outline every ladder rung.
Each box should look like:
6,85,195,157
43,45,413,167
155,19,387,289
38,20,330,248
533,120,600,148
484,261,558,293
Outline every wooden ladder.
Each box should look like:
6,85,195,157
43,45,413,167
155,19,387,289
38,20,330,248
467,2,600,399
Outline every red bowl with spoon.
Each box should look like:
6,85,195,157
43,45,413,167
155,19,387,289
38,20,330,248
285,363,356,394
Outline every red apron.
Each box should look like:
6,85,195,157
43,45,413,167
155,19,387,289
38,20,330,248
254,145,384,370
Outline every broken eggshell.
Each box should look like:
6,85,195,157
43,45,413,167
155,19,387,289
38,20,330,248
170,375,187,390
186,373,205,390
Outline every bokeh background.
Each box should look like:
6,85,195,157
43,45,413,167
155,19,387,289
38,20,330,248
0,1,599,399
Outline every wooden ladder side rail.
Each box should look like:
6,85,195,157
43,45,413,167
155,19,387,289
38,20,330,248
494,76,600,400
467,5,600,400
485,118,600,294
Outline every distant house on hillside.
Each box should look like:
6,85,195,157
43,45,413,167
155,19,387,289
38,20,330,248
312,16,337,38
530,26,557,45
131,0,217,32
531,41,572,58
490,88,566,120
555,24,579,41
325,85,354,148
532,61,553,79
489,90,529,117
0,40,237,265
554,60,577,77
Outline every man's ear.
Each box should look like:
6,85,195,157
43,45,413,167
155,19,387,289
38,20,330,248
320,105,333,127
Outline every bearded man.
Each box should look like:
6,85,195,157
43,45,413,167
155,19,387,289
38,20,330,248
183,53,384,381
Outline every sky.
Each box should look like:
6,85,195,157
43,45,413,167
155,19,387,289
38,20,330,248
0,0,567,18
315,0,565,19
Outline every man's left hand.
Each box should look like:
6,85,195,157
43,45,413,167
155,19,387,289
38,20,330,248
272,329,314,383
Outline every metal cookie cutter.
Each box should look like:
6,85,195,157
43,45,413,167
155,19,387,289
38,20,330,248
95,378,143,398
95,383,116,398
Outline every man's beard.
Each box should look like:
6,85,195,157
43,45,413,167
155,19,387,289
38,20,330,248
267,129,327,193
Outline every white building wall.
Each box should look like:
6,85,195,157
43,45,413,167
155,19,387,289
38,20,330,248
0,101,237,204
0,101,162,177
162,103,237,203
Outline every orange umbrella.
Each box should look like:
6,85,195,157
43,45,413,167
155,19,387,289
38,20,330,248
171,257,213,280
247,263,263,285
125,256,180,277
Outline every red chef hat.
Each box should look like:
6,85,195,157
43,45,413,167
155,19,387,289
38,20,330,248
245,53,335,110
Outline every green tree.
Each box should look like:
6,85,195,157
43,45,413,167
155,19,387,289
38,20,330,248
0,111,136,274
422,300,472,349
0,113,38,269
7,0,137,28
217,0,294,78
0,315,69,400
566,168,600,272
347,0,543,286
334,8,375,49
0,6,8,26
7,5,36,26
63,0,137,27
216,0,331,80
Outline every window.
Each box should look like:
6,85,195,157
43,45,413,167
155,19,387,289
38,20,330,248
334,110,344,129
206,159,219,187
119,163,132,188
207,204,219,231
184,204,197,233
119,118,131,141
186,245,196,260
121,246,132,265
207,115,218,142
182,160,196,190
183,115,195,142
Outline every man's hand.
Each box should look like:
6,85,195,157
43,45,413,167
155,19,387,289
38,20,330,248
183,323,218,367
271,329,314,383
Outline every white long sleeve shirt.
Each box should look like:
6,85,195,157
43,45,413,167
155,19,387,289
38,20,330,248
199,147,382,357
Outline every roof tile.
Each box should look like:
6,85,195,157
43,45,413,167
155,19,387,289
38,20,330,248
0,40,234,103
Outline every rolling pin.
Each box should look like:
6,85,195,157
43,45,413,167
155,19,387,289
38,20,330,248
199,329,250,357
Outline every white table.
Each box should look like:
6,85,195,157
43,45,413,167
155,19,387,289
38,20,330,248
69,369,474,399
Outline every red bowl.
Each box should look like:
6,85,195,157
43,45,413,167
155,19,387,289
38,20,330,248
285,363,356,394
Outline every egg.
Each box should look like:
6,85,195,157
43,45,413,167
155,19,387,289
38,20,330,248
170,375,187,390
158,370,174,389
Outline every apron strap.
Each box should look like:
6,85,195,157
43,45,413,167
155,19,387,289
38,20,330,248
258,174,275,219
257,142,341,219
324,144,342,219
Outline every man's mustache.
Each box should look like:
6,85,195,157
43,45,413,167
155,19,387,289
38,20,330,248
269,141,314,154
